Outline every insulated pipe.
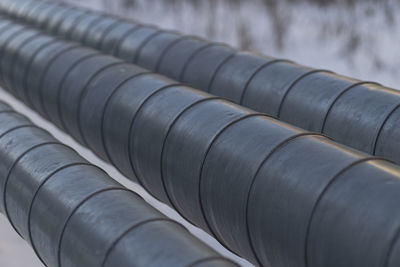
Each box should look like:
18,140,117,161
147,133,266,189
1,18,400,267
0,101,236,267
2,0,400,165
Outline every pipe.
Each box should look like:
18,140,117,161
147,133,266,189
0,17,399,267
1,0,400,164
0,100,236,267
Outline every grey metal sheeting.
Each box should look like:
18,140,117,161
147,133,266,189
2,0,400,165
0,101,235,267
0,17,400,267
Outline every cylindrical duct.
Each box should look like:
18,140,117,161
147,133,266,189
1,0,400,164
0,17,399,267
0,101,236,267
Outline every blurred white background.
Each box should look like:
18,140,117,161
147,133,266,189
71,0,400,88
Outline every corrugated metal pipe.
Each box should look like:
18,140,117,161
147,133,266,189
1,0,400,165
0,101,236,267
0,16,399,267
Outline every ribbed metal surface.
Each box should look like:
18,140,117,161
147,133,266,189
1,0,400,164
0,16,399,267
0,101,235,267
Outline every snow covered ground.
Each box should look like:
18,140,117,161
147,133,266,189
0,214,43,267
1,0,399,266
